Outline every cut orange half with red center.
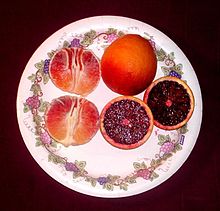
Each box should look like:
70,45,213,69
45,95,99,147
49,47,100,96
143,76,194,130
100,96,154,150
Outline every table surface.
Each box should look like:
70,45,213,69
1,0,219,210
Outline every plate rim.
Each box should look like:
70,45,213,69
16,15,203,198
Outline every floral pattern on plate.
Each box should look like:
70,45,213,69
22,28,189,191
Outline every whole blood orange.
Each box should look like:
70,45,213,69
100,96,154,149
49,47,100,96
101,34,157,95
143,76,194,130
45,96,99,146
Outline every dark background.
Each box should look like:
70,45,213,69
1,0,219,210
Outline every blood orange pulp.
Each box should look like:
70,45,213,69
100,96,154,149
49,47,100,96
45,95,99,146
143,76,194,130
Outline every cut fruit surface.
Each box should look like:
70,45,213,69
100,96,154,150
143,76,194,130
45,96,99,147
49,47,100,96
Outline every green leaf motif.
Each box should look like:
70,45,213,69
158,134,166,142
149,171,159,182
175,144,182,151
167,52,175,60
90,179,97,187
84,30,97,39
23,103,30,113
35,138,42,147
28,74,36,82
133,162,141,170
75,161,86,170
107,175,120,184
141,161,147,169
155,158,162,165
163,153,173,160
173,64,183,75
43,73,50,85
48,153,65,164
63,40,70,48
50,141,57,148
125,176,137,184
34,60,44,70
104,183,114,191
156,48,167,61
38,100,50,112
33,115,43,125
151,171,159,179
150,159,156,167
158,134,167,145
30,84,42,95
119,183,128,191
47,50,56,59
165,135,171,142
106,28,117,34
80,36,94,46
73,172,81,179
158,134,171,146
178,124,188,134
161,66,170,76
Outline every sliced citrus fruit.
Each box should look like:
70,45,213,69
143,76,194,130
44,95,99,147
101,34,157,95
49,47,100,96
100,96,154,150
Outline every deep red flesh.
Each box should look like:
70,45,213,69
147,80,191,126
103,99,150,145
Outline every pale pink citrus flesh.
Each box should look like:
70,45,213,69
49,47,100,96
45,96,100,146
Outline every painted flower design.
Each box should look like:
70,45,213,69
65,162,79,172
23,28,188,192
43,59,50,74
26,95,40,110
169,70,182,79
149,39,156,51
160,142,175,154
71,38,81,47
40,131,52,145
97,177,109,185
136,169,151,180
107,33,118,43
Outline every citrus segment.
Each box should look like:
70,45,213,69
143,76,194,130
45,96,99,146
49,47,100,96
101,34,157,95
100,96,154,149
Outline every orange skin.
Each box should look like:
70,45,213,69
101,34,157,95
143,76,195,130
100,96,154,150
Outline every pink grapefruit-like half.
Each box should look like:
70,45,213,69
45,95,100,146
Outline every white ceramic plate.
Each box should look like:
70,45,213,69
16,16,202,198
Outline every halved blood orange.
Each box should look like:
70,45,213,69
100,96,154,150
49,47,100,96
44,95,99,147
143,76,194,130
